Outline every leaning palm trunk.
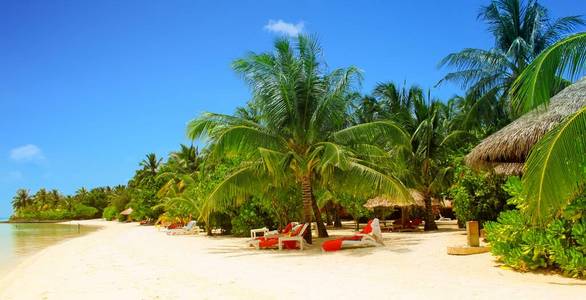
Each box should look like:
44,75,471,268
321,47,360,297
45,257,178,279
423,194,438,231
311,195,329,238
301,176,314,244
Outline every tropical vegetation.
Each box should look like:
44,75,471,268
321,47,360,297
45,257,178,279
7,0,586,278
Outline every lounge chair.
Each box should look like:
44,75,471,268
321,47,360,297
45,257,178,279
248,223,309,250
249,222,297,239
167,220,199,235
392,218,422,232
321,218,384,252
438,214,452,221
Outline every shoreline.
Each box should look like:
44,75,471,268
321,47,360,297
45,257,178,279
0,221,103,280
1,220,584,299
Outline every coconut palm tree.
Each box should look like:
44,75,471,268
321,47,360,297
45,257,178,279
187,35,412,243
140,153,163,175
509,32,586,223
388,97,460,230
169,144,201,174
373,82,422,131
33,188,49,210
11,189,31,210
438,0,583,122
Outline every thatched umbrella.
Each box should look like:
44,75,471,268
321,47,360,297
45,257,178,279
120,208,133,215
364,190,424,225
466,77,586,175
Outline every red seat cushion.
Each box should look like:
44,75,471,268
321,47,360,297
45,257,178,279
258,237,279,248
322,239,343,251
281,223,294,234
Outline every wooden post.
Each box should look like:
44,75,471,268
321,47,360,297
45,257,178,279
466,221,479,247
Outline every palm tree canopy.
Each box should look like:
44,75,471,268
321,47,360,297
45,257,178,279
438,0,583,123
187,35,412,217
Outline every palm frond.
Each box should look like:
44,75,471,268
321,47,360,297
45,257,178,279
510,32,586,115
333,121,411,149
522,106,586,224
334,160,413,205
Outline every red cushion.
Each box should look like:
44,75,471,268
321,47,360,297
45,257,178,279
290,224,305,236
322,239,343,252
361,220,373,234
258,237,279,248
281,223,294,234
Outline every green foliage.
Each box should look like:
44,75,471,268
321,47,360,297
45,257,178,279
230,197,276,237
485,193,586,278
71,203,98,219
521,107,586,223
102,206,118,221
449,162,510,227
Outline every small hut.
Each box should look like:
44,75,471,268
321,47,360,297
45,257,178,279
120,208,133,222
466,77,586,175
364,190,424,226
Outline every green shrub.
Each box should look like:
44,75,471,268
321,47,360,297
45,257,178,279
449,164,510,227
485,194,586,278
72,203,98,219
231,199,276,237
102,206,118,221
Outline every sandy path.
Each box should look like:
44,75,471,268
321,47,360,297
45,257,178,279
0,220,584,299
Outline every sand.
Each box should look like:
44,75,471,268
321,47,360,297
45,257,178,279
0,220,584,300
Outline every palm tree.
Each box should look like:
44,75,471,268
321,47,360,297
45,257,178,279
438,0,583,122
49,189,61,208
169,144,201,174
34,188,49,210
509,32,586,223
187,35,412,243
373,82,421,131
389,97,459,230
11,189,31,210
140,153,162,175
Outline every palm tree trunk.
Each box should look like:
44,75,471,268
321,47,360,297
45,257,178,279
324,202,333,226
334,204,342,228
301,176,314,244
311,195,329,238
423,193,438,231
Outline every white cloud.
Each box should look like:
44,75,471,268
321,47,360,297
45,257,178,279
10,144,45,162
264,19,304,36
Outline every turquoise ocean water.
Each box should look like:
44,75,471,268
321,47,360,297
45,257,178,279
0,222,98,276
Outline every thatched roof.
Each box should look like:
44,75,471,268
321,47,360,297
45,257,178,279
364,190,424,208
466,77,586,175
120,208,133,215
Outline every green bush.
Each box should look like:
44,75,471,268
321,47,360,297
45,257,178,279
72,203,98,219
231,198,276,237
449,164,510,227
102,206,118,221
485,195,586,278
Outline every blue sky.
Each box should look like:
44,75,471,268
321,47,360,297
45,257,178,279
1,0,584,218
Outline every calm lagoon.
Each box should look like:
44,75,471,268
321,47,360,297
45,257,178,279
0,222,98,276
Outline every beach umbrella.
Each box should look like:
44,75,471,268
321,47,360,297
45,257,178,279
364,190,424,225
120,208,133,215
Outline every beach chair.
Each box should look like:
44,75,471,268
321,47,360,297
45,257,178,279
278,223,309,250
167,220,199,235
248,223,308,250
438,214,452,221
321,218,384,252
249,222,297,239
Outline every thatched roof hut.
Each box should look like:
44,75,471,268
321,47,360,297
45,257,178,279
120,208,133,216
364,190,424,208
466,77,586,175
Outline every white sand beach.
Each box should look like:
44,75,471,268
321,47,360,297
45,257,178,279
0,220,584,300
